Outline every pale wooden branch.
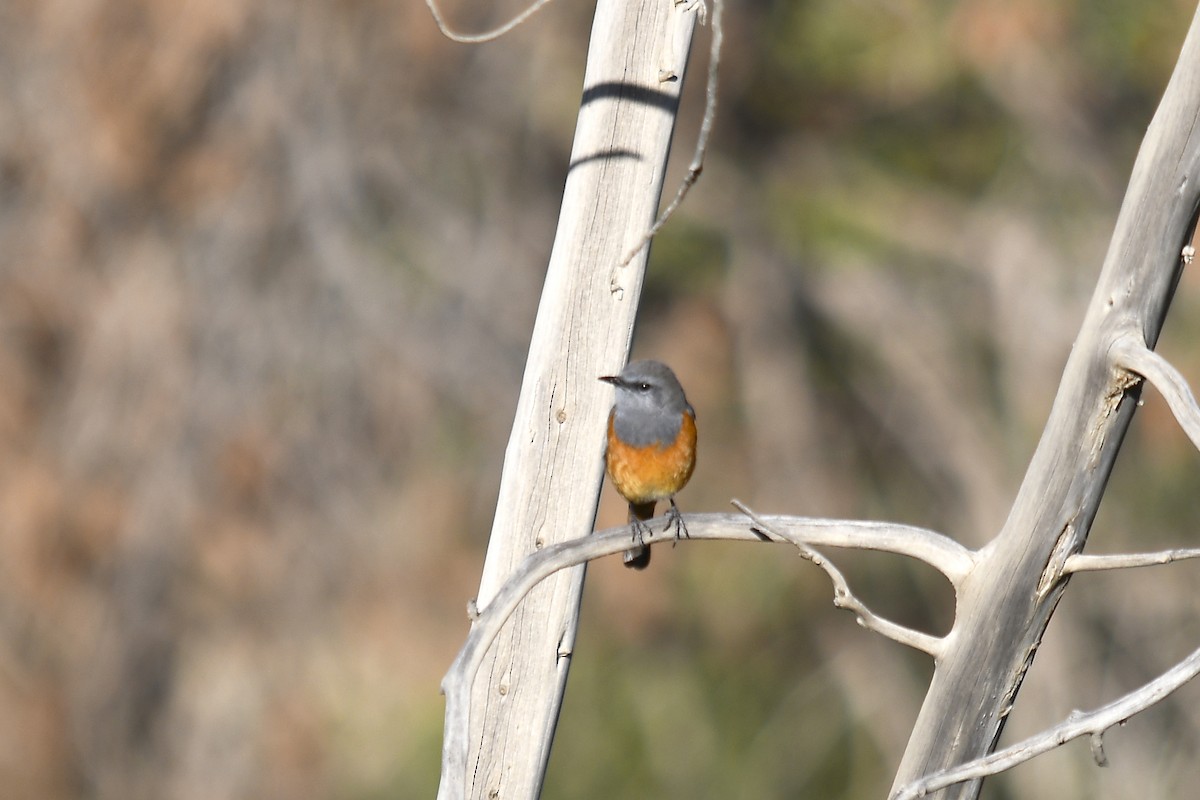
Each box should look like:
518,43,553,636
439,494,970,798
619,0,723,267
890,6,1200,794
734,502,947,658
456,1,701,797
891,641,1200,800
1111,332,1200,453
439,508,968,797
439,526,663,800
1065,547,1200,573
719,510,978,585
422,0,556,43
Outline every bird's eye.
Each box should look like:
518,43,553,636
638,382,651,391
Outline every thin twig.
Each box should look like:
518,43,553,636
423,0,557,44
1065,547,1200,573
734,501,947,658
1111,332,1200,452
890,641,1200,800
619,0,723,267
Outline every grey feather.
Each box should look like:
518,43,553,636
603,360,693,447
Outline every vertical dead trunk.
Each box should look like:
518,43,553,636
890,6,1200,796
453,2,698,798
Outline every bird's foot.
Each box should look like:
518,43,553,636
629,514,653,546
665,498,689,546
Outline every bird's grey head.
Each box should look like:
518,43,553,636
599,360,692,446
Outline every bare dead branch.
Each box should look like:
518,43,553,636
618,0,723,267
1064,547,1200,574
459,1,701,793
734,501,947,658
891,641,1200,800
439,524,690,799
422,0,556,43
719,506,977,585
890,6,1200,791
439,507,971,797
1111,332,1200,452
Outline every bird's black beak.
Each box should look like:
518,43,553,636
599,375,620,385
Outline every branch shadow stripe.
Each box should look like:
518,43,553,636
567,82,680,172
568,148,643,172
580,80,681,112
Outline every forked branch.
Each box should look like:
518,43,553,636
1057,335,1200,572
713,507,977,584
888,332,1200,797
438,508,972,797
734,501,948,657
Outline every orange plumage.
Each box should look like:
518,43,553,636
605,409,697,506
600,359,697,569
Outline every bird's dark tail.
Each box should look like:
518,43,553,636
623,502,656,569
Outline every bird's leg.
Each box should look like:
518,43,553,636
665,498,689,546
628,508,653,546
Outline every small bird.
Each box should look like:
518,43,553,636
600,360,697,569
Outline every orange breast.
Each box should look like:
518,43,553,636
605,410,697,505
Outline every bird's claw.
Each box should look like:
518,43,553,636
665,499,689,546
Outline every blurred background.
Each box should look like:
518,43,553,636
3,0,1200,798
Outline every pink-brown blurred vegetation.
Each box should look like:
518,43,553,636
3,0,1200,798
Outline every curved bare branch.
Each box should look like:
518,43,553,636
438,507,972,797
715,507,977,585
734,502,947,657
1112,332,1200,452
422,0,557,44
